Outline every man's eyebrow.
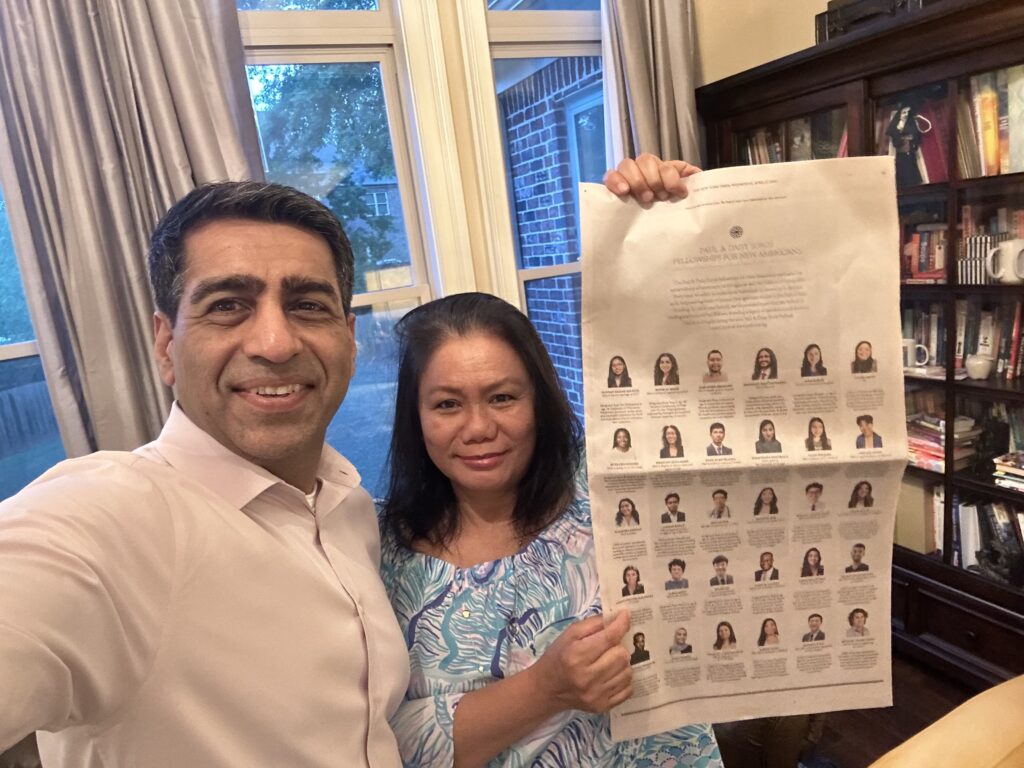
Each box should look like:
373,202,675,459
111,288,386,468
189,275,266,306
282,276,340,299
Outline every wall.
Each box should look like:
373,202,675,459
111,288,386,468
693,0,829,86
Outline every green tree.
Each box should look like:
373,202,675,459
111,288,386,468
247,62,405,293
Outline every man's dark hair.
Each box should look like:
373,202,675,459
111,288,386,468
709,422,725,433
668,558,686,572
712,488,728,499
805,482,823,493
381,293,581,548
856,414,874,426
713,554,728,565
808,613,823,622
664,492,680,503
148,181,354,321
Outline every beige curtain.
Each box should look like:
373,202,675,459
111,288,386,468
0,0,263,454
602,0,701,166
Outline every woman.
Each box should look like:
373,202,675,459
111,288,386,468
847,608,870,638
800,547,824,577
804,417,832,451
754,419,782,453
713,621,737,651
848,481,874,508
800,343,828,377
607,355,632,387
750,347,778,380
753,487,779,516
621,565,644,597
851,340,877,373
379,293,720,767
615,498,640,527
654,352,680,386
660,424,684,458
757,618,780,647
611,427,633,457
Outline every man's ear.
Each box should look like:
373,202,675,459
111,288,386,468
346,311,357,370
153,312,176,387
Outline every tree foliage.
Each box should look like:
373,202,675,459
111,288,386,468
247,62,405,293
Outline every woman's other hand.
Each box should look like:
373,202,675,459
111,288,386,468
531,611,634,713
603,153,701,203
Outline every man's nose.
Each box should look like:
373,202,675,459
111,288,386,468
242,305,303,362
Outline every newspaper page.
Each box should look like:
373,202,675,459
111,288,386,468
580,157,904,740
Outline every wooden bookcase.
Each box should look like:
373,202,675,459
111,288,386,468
696,0,1024,690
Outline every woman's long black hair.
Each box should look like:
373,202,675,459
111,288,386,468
381,293,582,549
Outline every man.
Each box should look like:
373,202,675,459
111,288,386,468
702,349,727,382
856,414,884,448
755,551,779,581
846,543,870,572
802,614,826,642
847,608,870,637
709,488,731,519
664,558,689,590
710,554,734,586
669,627,692,655
630,632,651,665
706,422,732,456
660,492,685,523
806,481,826,512
752,347,778,380
0,158,700,765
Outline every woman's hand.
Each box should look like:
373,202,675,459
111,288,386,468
603,153,701,202
530,611,633,713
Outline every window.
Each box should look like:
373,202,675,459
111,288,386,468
364,191,391,217
0,186,65,500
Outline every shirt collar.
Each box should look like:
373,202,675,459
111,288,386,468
137,403,361,510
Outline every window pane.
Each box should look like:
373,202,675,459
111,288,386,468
487,1,599,9
238,0,378,9
523,273,582,420
0,356,65,500
0,190,35,345
246,63,412,294
494,56,604,267
325,299,416,498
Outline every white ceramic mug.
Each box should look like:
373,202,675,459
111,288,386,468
985,238,1024,284
902,338,929,367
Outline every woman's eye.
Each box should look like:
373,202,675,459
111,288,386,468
491,393,514,404
436,399,459,410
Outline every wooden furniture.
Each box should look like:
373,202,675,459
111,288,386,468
696,0,1024,690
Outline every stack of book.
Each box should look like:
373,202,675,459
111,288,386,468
951,495,1024,587
907,414,979,472
993,451,1024,493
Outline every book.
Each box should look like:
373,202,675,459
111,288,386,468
1007,301,1022,381
956,92,982,178
976,72,1000,176
917,97,949,184
1009,65,1024,173
954,298,968,368
959,501,982,567
998,68,1010,175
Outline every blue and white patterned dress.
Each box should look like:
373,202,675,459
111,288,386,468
379,498,723,767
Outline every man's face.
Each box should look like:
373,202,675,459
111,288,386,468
757,349,772,369
806,486,822,506
808,616,822,633
666,497,679,513
635,634,645,650
670,564,684,581
859,419,874,436
707,352,722,374
760,553,773,570
851,545,865,563
714,560,728,577
712,492,727,510
675,627,687,645
153,219,355,489
710,426,725,445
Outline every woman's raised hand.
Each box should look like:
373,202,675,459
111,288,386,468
603,153,701,203
530,611,634,713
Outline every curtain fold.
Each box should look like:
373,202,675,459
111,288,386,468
602,0,702,167
0,0,263,453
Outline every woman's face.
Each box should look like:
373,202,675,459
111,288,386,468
806,346,821,366
757,349,772,368
718,624,731,641
857,482,870,499
856,342,871,361
807,549,821,566
760,488,774,504
764,619,778,636
611,357,625,375
418,333,536,503
625,568,638,586
619,499,634,516
665,427,679,445
659,355,673,373
674,627,687,645
615,430,629,449
761,422,775,441
810,419,824,438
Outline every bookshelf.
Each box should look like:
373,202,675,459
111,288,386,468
697,0,1024,689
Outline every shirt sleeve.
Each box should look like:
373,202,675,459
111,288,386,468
0,461,173,747
389,691,464,767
